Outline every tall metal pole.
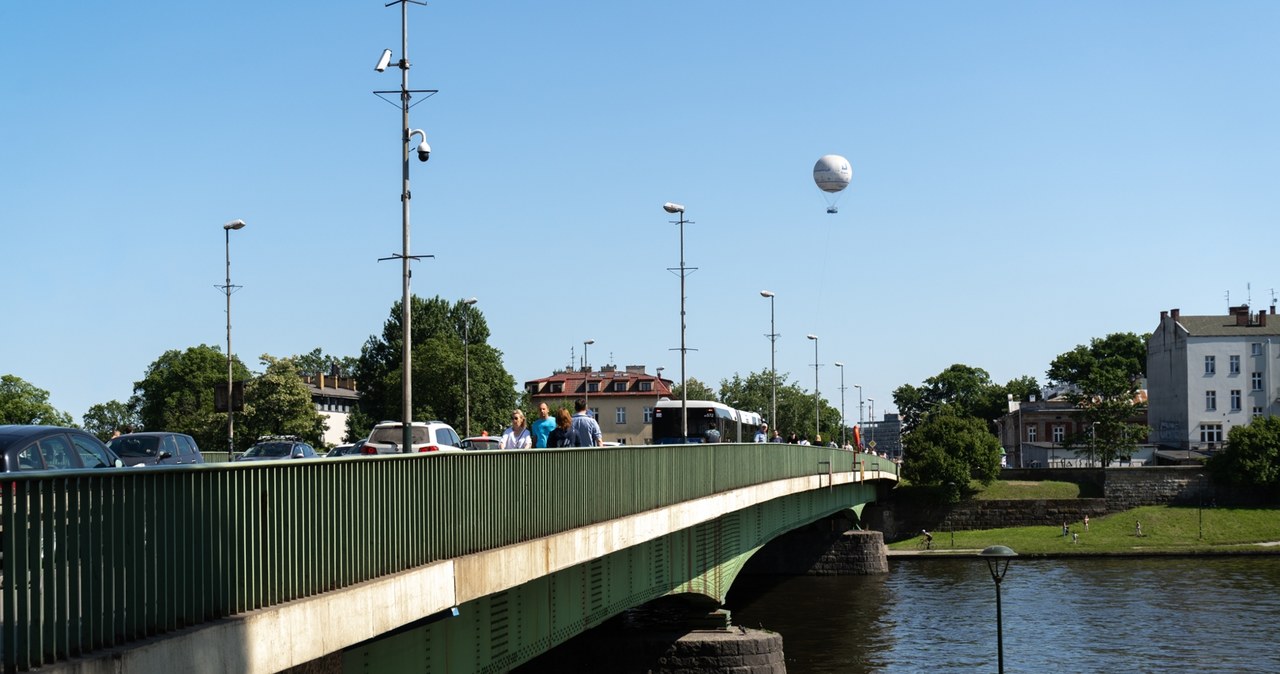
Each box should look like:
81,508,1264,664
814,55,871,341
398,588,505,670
761,291,777,428
807,334,819,439
867,398,875,450
463,297,477,437
222,219,245,457
583,338,595,415
835,361,846,447
854,384,863,446
663,203,693,441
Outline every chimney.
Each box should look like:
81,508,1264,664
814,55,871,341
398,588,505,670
1237,310,1249,327
1160,310,1168,321
319,371,326,389
1272,305,1276,315
1171,308,1180,321
1260,310,1267,327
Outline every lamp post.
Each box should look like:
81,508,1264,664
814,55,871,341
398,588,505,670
979,545,1018,674
221,219,246,457
806,334,819,439
663,202,694,441
462,297,477,436
760,290,778,428
1091,421,1099,467
867,398,875,450
375,0,438,453
854,384,863,448
583,338,595,416
834,361,846,447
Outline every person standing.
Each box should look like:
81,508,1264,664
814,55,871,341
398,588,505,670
531,402,556,448
754,423,769,443
547,409,574,448
500,409,532,449
570,398,603,447
770,429,784,443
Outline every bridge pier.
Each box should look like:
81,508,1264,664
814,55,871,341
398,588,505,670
742,515,889,576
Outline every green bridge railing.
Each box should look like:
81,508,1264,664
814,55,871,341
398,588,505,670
0,445,895,671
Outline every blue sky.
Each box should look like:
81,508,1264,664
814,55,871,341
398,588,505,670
3,2,1277,426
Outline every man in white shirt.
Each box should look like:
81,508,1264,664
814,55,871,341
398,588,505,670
753,423,769,443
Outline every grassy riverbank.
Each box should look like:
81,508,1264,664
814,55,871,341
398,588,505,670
887,504,1280,555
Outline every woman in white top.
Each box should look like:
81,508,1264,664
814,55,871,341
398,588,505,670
500,409,532,449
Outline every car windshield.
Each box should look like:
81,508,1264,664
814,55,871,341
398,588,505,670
108,436,160,458
244,442,293,458
368,426,431,445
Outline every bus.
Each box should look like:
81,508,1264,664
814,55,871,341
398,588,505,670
652,399,763,444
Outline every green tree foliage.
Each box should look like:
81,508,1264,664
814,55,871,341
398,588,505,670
1207,416,1280,499
1046,332,1148,465
894,364,1039,434
0,374,73,426
134,345,252,452
716,370,843,444
82,400,141,441
670,377,717,402
901,409,1003,499
240,355,326,447
289,347,358,379
350,296,518,440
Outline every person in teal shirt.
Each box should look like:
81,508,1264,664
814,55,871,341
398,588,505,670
531,402,557,448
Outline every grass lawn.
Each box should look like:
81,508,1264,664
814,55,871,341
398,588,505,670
888,505,1280,555
971,479,1082,500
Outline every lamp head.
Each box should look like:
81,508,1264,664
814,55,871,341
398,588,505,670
806,334,818,341
223,219,246,231
584,339,595,346
464,297,478,306
375,49,393,72
834,361,844,367
760,290,775,298
662,202,684,214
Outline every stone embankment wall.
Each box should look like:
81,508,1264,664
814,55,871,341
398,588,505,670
744,528,887,575
868,466,1215,541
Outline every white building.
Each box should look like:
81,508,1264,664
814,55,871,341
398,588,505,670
1147,305,1280,450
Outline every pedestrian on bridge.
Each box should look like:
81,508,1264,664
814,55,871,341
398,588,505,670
501,409,533,449
570,398,603,447
531,402,556,448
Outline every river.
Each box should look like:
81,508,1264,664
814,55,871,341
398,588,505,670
724,556,1280,673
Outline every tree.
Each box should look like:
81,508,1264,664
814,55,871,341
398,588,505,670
894,364,1038,434
1207,416,1280,500
1046,332,1148,465
134,345,252,452
716,370,842,443
670,377,717,402
350,296,518,440
82,400,141,441
901,409,1003,499
0,374,73,426
239,355,326,448
289,348,358,379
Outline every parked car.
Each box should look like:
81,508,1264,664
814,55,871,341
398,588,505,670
326,439,368,458
363,421,463,454
107,431,205,466
460,436,502,451
0,425,124,472
236,437,319,462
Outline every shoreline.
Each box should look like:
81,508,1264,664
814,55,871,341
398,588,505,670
888,544,1280,560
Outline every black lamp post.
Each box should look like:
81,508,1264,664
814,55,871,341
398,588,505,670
979,545,1017,674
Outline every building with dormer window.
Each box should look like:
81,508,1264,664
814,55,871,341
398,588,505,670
524,364,671,445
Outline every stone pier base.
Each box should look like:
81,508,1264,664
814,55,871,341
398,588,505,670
745,527,888,575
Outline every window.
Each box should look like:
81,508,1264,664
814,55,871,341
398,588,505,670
1230,355,1241,375
587,382,599,393
590,408,600,422
643,406,653,423
549,382,563,394
1205,390,1216,411
72,436,112,467
1026,426,1037,442
615,407,627,424
1199,424,1223,444
613,381,628,392
1052,425,1065,443
1254,406,1265,418
1231,390,1242,412
1253,372,1264,391
1253,343,1263,356
638,381,653,392
1204,355,1216,375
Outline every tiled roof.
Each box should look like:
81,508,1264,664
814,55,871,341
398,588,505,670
525,368,672,397
1175,314,1280,337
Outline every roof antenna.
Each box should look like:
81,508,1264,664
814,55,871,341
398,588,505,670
1247,282,1252,308
1225,290,1230,307
1270,288,1277,311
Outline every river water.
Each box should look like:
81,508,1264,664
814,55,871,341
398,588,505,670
724,556,1280,673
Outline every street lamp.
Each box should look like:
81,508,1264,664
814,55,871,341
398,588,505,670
854,384,863,448
867,397,875,450
375,0,438,453
806,334,819,439
834,361,846,448
583,338,595,415
979,545,1017,674
221,219,246,457
760,290,778,428
462,297,477,436
664,202,695,442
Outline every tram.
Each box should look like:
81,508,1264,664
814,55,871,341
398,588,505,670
651,399,763,444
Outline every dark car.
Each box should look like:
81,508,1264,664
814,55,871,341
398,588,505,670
107,432,205,466
0,425,124,472
236,437,319,462
326,439,368,458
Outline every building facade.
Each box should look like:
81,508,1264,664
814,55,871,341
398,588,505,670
1147,305,1280,450
303,373,360,447
524,365,671,445
861,412,902,459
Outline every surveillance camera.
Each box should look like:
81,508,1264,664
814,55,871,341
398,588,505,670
663,202,685,214
416,140,431,162
375,49,393,72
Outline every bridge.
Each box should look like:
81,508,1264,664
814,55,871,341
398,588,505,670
1,444,896,673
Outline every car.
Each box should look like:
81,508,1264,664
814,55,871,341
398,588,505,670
460,436,502,451
235,437,319,462
106,431,205,466
0,425,124,472
326,439,368,458
363,421,463,454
